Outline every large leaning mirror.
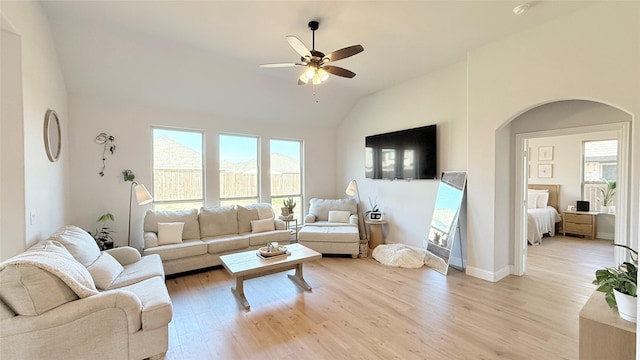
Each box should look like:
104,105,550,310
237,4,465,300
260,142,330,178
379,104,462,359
424,171,467,275
44,109,61,162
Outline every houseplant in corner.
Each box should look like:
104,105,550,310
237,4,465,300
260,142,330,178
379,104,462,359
93,212,115,250
592,244,637,322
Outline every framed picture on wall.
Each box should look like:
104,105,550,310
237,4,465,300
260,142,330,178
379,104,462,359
538,146,554,161
538,164,553,178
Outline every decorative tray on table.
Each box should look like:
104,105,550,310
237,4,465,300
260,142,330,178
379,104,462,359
256,246,290,259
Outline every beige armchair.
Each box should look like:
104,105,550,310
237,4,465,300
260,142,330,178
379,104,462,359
299,198,361,257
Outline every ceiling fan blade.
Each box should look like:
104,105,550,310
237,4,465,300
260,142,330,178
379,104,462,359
260,62,305,68
286,36,311,58
323,65,356,78
323,45,364,63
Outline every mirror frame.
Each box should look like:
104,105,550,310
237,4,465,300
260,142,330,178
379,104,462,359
44,109,61,162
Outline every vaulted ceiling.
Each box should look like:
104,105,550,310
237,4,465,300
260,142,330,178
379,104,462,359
40,1,595,127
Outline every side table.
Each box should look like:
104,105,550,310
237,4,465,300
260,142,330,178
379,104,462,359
365,220,387,250
282,218,298,242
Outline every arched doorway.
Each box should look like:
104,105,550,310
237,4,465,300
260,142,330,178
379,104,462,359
501,100,632,275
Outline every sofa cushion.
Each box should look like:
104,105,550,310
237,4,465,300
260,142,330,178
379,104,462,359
298,226,359,243
328,210,351,223
237,205,260,233
143,239,207,261
108,254,164,289
248,230,292,246
118,276,172,331
251,218,275,233
48,225,101,267
204,235,250,254
199,205,238,238
308,198,357,222
87,252,124,290
157,222,184,245
144,209,200,240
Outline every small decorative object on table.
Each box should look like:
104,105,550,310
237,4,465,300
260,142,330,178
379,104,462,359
258,242,289,259
592,244,638,322
282,197,296,217
366,197,382,221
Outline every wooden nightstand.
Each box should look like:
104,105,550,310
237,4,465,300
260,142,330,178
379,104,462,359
563,211,598,239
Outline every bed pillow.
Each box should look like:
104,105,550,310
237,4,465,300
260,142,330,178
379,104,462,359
251,218,275,233
536,191,549,208
328,210,351,223
157,222,184,245
527,193,538,209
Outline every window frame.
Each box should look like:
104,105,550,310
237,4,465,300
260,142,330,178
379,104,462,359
581,139,617,211
269,138,304,221
151,126,205,210
218,133,260,205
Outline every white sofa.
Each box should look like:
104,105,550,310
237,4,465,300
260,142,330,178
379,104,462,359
143,203,291,275
0,225,172,360
299,198,361,257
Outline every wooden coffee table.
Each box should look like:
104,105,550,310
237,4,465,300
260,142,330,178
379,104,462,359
219,243,321,310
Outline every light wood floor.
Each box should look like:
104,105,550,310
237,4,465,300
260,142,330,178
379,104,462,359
163,236,614,359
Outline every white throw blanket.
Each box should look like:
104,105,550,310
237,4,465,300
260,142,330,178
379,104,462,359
0,240,98,298
372,243,425,269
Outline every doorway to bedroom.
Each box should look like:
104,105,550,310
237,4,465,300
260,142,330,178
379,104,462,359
509,100,632,275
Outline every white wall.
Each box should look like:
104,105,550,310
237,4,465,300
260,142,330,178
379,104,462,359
337,2,639,281
68,94,336,249
336,60,468,250
467,2,639,280
0,2,69,259
0,26,26,260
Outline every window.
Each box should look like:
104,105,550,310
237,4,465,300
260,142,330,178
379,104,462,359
582,139,617,210
270,139,303,220
152,128,204,210
219,134,259,206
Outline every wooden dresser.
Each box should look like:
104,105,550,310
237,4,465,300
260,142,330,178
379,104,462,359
562,211,598,239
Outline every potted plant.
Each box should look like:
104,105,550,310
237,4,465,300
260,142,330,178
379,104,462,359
598,178,616,213
592,244,637,322
93,212,115,250
282,197,296,218
365,197,381,221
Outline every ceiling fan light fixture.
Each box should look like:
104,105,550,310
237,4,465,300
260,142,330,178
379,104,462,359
305,66,316,79
318,68,329,82
299,72,310,84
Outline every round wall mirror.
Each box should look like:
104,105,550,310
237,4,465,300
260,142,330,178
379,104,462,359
44,109,61,162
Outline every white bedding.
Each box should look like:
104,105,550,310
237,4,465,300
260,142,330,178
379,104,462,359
527,206,561,245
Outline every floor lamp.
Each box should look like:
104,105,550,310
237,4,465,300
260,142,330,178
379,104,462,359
127,181,153,247
345,180,368,240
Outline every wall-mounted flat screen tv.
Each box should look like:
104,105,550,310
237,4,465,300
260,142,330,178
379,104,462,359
365,124,437,179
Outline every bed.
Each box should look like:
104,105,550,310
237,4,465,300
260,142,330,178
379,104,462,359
527,184,562,245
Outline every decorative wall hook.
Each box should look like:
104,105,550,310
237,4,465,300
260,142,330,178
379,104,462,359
95,133,115,176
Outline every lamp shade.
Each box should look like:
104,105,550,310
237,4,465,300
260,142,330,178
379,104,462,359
134,184,153,205
345,180,357,196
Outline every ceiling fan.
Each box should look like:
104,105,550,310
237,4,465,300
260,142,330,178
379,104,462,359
260,20,364,85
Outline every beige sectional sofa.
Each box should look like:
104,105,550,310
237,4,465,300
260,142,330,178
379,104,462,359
0,225,172,360
143,203,291,275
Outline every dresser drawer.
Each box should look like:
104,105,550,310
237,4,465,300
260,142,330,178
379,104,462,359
565,223,593,236
565,213,594,224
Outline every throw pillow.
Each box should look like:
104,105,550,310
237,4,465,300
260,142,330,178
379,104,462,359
48,225,101,267
536,191,550,208
328,210,351,223
157,222,185,245
527,193,538,209
251,218,275,233
87,252,124,290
